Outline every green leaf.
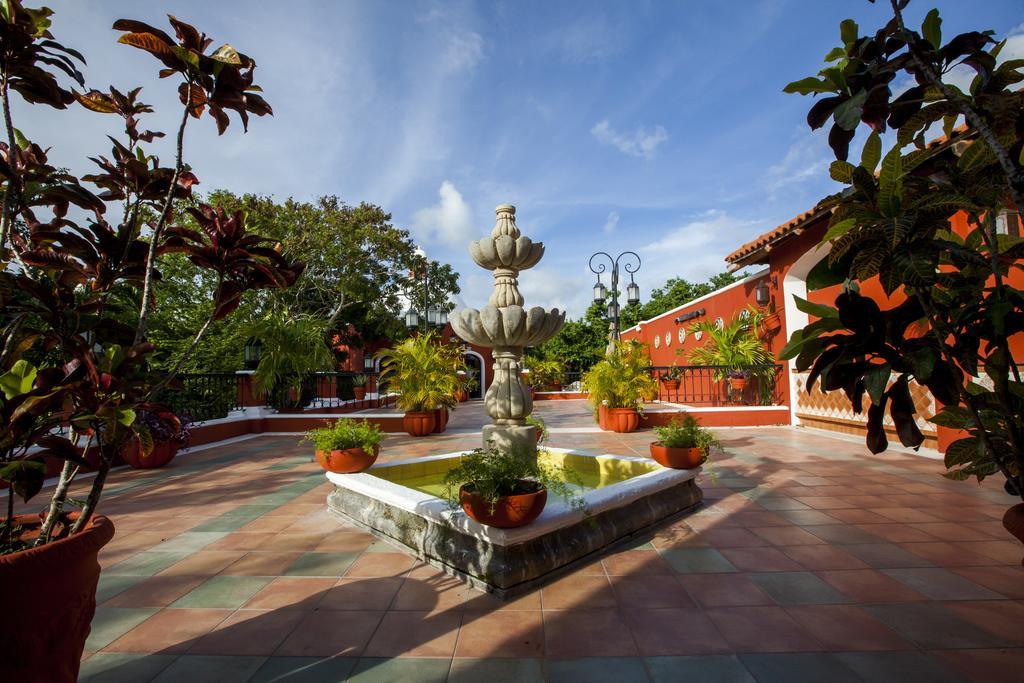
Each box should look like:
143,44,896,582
864,364,890,405
783,76,834,95
824,46,847,62
834,90,867,131
12,127,29,150
877,146,904,217
807,252,851,290
210,43,242,65
793,295,839,319
0,460,47,502
944,436,979,469
0,360,37,399
117,407,136,427
929,406,974,429
829,160,857,183
840,18,859,46
823,218,857,242
922,9,942,49
860,131,881,173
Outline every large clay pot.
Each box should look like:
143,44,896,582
0,513,115,683
431,407,449,434
454,389,469,403
459,482,548,528
608,407,640,433
729,378,748,392
403,411,437,437
548,382,563,392
352,386,367,401
649,442,705,469
316,446,379,473
121,440,179,470
662,378,681,392
598,404,610,430
1003,503,1024,565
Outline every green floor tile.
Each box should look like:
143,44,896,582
348,657,451,683
284,551,357,577
248,656,356,682
660,548,737,574
85,608,159,652
171,575,271,608
191,505,277,532
95,573,147,604
749,572,851,605
646,655,753,682
151,655,267,683
448,658,544,683
863,603,1012,649
835,651,968,683
106,551,191,576
739,653,860,683
151,531,228,553
79,652,178,683
547,657,649,683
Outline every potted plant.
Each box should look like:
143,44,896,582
526,414,548,444
0,10,299,681
442,443,584,528
661,364,683,392
582,340,659,433
454,371,469,402
305,419,383,473
377,331,459,437
689,306,774,403
528,358,564,392
249,312,334,413
649,414,722,469
351,374,369,401
727,369,750,392
121,410,192,470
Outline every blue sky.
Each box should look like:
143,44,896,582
18,0,1024,317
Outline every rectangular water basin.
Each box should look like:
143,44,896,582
326,447,703,598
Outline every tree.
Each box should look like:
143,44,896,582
620,271,744,328
526,302,608,373
780,1,1024,500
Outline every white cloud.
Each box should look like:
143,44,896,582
764,128,832,196
558,17,620,64
413,181,476,247
442,31,485,72
602,211,620,235
591,120,668,159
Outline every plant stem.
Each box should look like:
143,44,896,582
35,455,83,547
3,483,13,548
134,88,193,345
0,70,16,253
69,445,112,534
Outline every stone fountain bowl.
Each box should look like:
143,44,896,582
451,305,565,348
469,235,545,271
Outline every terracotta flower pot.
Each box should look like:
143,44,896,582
454,389,468,403
459,482,548,528
598,404,610,430
649,442,705,469
609,407,640,433
121,440,179,470
1003,503,1024,565
403,411,437,437
548,382,563,392
729,378,747,391
662,378,681,391
432,407,449,434
352,386,367,400
534,426,543,443
0,513,115,683
315,446,379,473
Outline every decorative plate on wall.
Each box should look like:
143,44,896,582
664,332,672,346
653,335,660,349
715,316,724,329
694,330,703,341
678,328,686,343
739,308,751,320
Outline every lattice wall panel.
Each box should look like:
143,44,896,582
793,372,937,437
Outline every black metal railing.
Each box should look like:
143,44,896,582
649,364,784,406
308,371,395,411
156,372,242,423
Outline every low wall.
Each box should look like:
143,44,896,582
533,391,588,401
188,410,408,447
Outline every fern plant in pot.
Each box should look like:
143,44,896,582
305,419,384,473
689,307,774,403
650,414,722,469
250,313,335,412
582,340,659,433
378,331,458,436
121,409,192,470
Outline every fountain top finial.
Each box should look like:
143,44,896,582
491,204,519,239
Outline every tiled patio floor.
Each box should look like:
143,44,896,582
35,400,1023,682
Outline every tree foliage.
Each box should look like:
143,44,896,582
781,1,1024,498
620,272,743,329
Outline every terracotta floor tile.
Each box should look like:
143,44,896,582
719,547,804,572
609,575,695,608
187,609,305,655
899,542,1002,567
363,610,462,657
623,607,730,655
319,577,404,610
874,507,943,523
104,576,206,608
391,571,472,611
706,606,822,653
261,532,328,552
220,551,303,576
454,610,544,657
783,605,911,650
104,608,231,654
781,545,869,571
543,608,638,657
463,588,543,612
692,527,769,548
749,526,824,546
933,647,1024,683
242,577,336,610
680,573,774,608
156,551,246,577
602,549,673,575
274,610,383,657
314,532,376,552
950,566,1024,599
854,524,939,543
206,532,276,551
961,540,1024,565
343,552,417,578
541,574,615,609
236,516,293,533
943,600,1024,645
817,569,929,603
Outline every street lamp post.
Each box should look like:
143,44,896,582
405,250,449,333
588,251,641,354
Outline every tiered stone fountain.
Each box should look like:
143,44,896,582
450,204,565,458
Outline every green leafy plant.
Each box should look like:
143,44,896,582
582,339,658,411
526,414,549,444
688,306,775,379
662,363,683,381
249,312,334,410
654,414,721,460
351,374,369,388
377,331,460,412
304,419,383,453
442,443,585,516
527,359,564,390
780,1,1024,499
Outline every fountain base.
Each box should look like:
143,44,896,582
481,424,538,458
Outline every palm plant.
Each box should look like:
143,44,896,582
688,306,774,380
377,331,460,412
582,340,659,411
249,312,335,409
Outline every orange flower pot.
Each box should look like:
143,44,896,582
403,411,437,437
121,440,179,470
649,442,705,469
432,407,449,434
459,482,548,528
315,446,379,474
598,404,610,430
608,407,640,433
352,386,367,400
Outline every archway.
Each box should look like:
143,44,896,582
462,349,487,399
782,242,831,426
